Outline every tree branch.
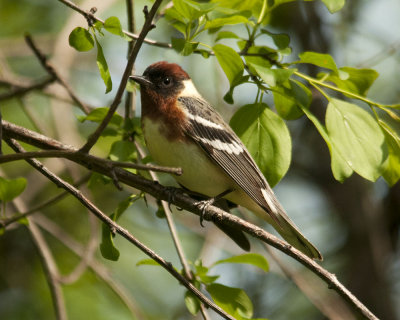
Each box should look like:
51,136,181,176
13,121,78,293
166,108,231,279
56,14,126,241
1,119,379,320
24,34,91,115
5,137,235,320
0,149,182,175
0,76,56,101
0,174,90,229
33,214,144,319
27,220,68,320
80,0,163,153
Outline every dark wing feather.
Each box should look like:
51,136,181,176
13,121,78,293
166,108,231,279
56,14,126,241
178,97,281,222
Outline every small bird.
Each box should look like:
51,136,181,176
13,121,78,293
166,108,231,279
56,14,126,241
131,61,322,260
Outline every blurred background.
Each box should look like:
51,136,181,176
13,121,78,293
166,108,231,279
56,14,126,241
0,0,399,319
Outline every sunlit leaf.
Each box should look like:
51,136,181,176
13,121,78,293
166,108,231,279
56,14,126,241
379,120,400,186
171,37,199,56
297,51,338,73
250,63,294,87
322,67,379,96
300,105,353,182
230,103,291,187
273,79,310,120
215,31,240,41
100,216,120,261
326,98,386,181
207,283,253,319
0,177,27,202
136,259,161,266
77,107,123,126
322,0,345,13
109,140,137,162
204,15,248,30
104,16,123,35
213,253,269,272
95,37,112,93
68,27,94,52
213,44,244,86
185,291,200,315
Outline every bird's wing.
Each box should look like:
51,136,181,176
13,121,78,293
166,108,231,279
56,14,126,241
178,96,282,224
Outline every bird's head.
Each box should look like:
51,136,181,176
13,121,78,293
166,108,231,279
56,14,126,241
130,61,195,98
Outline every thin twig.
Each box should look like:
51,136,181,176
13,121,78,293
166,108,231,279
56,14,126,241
124,0,136,121
33,214,144,319
28,220,68,320
80,0,163,153
1,120,379,320
24,34,90,115
0,149,182,175
0,76,56,101
9,194,68,320
57,0,172,49
136,142,192,280
5,137,235,320
56,0,277,63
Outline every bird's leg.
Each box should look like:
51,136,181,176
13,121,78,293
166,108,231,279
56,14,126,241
195,188,234,227
165,186,183,211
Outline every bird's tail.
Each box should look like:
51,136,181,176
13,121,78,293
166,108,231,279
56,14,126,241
252,203,322,260
272,213,322,260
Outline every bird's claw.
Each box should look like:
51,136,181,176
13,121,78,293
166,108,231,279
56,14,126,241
195,198,216,227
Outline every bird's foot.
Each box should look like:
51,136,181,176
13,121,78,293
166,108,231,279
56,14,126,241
165,186,182,211
195,189,234,227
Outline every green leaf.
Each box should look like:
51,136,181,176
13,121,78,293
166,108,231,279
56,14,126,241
261,29,290,50
109,140,137,162
379,120,400,186
104,16,123,35
185,291,200,315
240,43,278,67
326,98,386,181
300,105,353,182
213,44,244,86
250,63,294,87
136,258,161,266
95,37,112,93
207,283,253,319
78,107,123,126
68,27,94,52
213,253,269,272
164,7,187,34
230,103,291,187
103,16,132,41
93,21,104,33
204,15,248,30
87,172,111,189
0,177,27,202
171,37,199,56
17,217,29,225
194,260,220,284
100,195,141,261
322,0,345,13
172,0,202,21
215,31,240,41
100,216,120,261
298,51,338,73
273,79,310,120
322,67,379,96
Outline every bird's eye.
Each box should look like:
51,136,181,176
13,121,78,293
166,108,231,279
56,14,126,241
162,77,172,87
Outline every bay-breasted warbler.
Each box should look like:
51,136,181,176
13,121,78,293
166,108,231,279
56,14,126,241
131,61,322,260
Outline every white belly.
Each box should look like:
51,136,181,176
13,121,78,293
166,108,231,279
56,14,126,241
142,118,234,197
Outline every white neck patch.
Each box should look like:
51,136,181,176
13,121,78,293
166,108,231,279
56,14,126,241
181,80,201,98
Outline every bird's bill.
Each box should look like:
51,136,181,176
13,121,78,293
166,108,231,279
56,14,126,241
129,75,152,86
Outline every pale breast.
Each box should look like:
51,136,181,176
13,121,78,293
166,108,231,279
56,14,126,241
142,117,234,196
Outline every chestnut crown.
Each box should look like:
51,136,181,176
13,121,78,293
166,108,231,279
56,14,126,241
132,61,191,96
